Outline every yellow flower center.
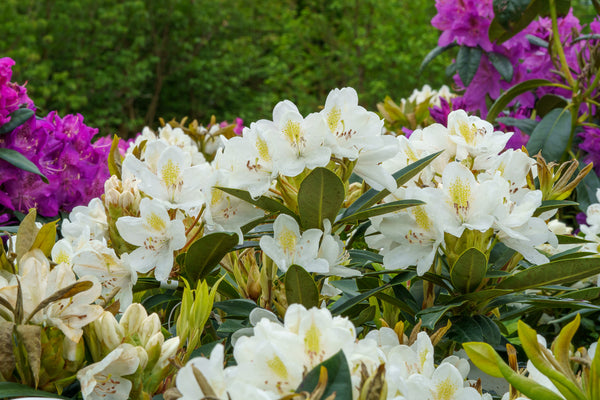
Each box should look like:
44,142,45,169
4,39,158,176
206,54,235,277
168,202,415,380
305,322,320,355
160,159,182,187
455,119,477,145
283,120,303,147
434,377,458,400
256,136,271,162
146,212,167,231
278,226,297,257
448,177,471,215
327,106,341,133
412,206,432,231
267,355,289,380
54,250,71,264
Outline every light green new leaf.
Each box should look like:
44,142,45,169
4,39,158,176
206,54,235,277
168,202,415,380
107,134,123,179
518,320,587,400
31,220,58,258
552,314,580,384
297,167,345,230
16,210,39,262
463,341,565,400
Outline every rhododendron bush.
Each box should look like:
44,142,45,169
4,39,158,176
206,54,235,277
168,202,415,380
3,1,600,400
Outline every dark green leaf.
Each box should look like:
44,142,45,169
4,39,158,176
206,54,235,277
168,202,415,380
447,315,502,346
0,149,48,183
342,151,442,218
557,287,600,301
487,79,565,123
375,292,417,316
488,52,513,81
535,94,568,117
330,284,390,316
526,108,571,162
416,301,467,329
285,265,319,309
419,44,457,74
335,199,423,227
296,350,352,399
576,166,599,212
213,299,258,317
556,235,593,245
351,304,376,326
184,232,239,284
450,248,488,293
216,187,297,219
298,167,345,229
0,382,69,399
0,108,34,134
496,258,600,291
571,33,600,44
496,117,538,135
456,46,482,86
533,200,578,217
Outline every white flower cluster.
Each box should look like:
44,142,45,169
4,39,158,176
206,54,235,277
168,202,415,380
176,304,491,400
404,84,455,108
367,110,557,275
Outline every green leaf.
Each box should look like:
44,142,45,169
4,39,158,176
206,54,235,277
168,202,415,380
285,265,319,309
107,135,123,179
496,116,538,135
533,200,579,217
488,52,513,81
297,167,345,229
450,248,488,293
527,34,549,48
487,79,565,123
0,382,70,399
576,167,600,212
342,151,442,218
447,315,502,346
213,299,258,317
496,258,600,291
419,44,457,74
16,209,39,261
0,148,48,183
31,219,58,257
590,333,600,399
552,314,580,385
456,46,482,86
296,350,353,399
526,108,572,162
464,341,565,400
0,108,34,134
416,301,467,329
518,320,587,400
556,235,593,245
557,287,600,300
216,187,297,219
184,232,239,284
335,199,423,227
535,94,568,117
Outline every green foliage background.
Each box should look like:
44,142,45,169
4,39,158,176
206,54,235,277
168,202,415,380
0,0,450,137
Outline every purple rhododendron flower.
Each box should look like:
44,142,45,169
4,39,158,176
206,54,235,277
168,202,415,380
579,126,600,174
0,58,110,217
432,0,494,51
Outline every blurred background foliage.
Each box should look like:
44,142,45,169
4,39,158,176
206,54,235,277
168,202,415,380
0,0,452,137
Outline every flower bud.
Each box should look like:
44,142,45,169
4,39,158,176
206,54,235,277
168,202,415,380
120,303,148,338
96,311,124,352
139,313,162,347
145,332,165,367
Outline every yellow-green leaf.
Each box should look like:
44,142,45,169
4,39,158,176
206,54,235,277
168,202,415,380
107,134,123,179
552,314,580,383
16,210,39,262
31,220,58,258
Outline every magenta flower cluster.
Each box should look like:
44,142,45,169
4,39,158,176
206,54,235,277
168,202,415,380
0,58,109,218
431,2,600,156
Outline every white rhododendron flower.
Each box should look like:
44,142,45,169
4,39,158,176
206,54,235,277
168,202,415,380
61,197,109,242
116,198,186,281
259,214,328,273
78,343,142,400
123,144,208,210
259,100,331,177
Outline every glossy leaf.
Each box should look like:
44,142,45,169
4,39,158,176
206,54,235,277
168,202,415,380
533,200,579,217
447,315,502,346
0,382,69,399
496,258,600,291
450,247,487,293
419,44,457,74
456,46,482,86
487,79,565,122
342,151,442,218
536,94,568,117
0,108,34,134
557,287,600,300
526,108,572,162
296,350,353,399
0,148,48,183
488,51,513,81
183,232,239,284
335,199,423,227
213,299,258,317
285,265,319,309
297,167,345,229
216,186,297,219
416,301,467,329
